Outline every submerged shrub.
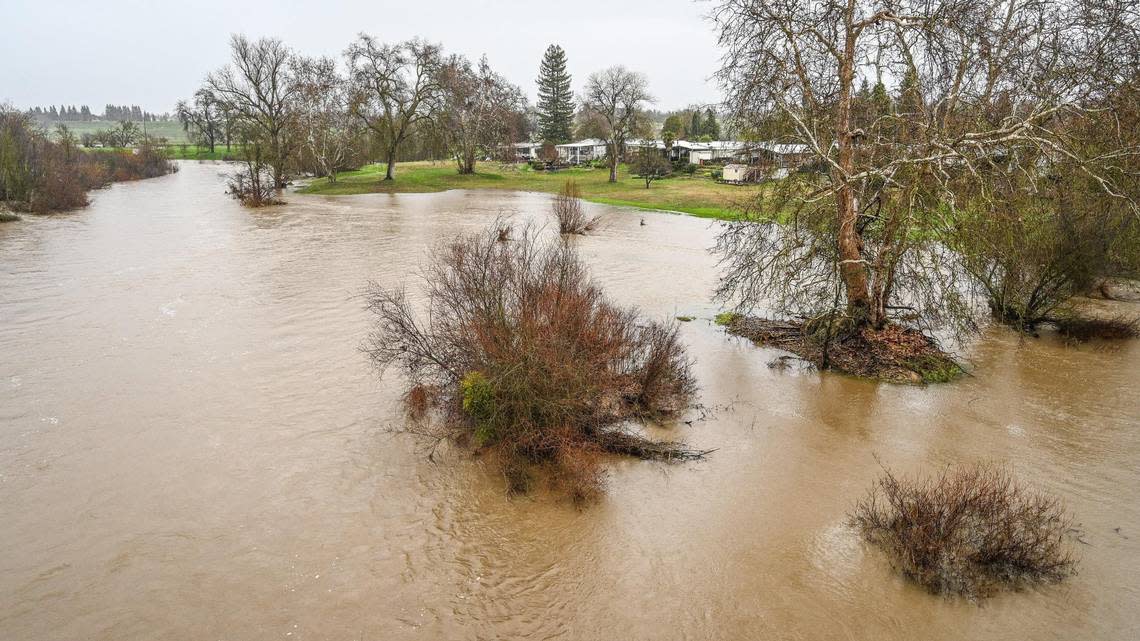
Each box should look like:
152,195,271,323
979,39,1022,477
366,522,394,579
552,180,598,234
851,464,1076,599
1053,313,1139,342
226,162,281,207
364,224,702,500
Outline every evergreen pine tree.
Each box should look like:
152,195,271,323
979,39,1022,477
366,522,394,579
536,44,574,144
689,111,703,139
704,108,721,139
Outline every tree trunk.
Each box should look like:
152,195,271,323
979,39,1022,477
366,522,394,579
835,3,872,325
609,143,618,182
385,146,397,180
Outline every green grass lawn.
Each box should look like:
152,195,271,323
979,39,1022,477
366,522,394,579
53,120,190,143
298,161,764,220
84,144,242,160
160,144,242,160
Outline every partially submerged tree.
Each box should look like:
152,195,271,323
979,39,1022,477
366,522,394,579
536,44,575,144
438,55,527,174
581,66,653,182
713,0,1139,339
205,35,298,188
346,35,444,180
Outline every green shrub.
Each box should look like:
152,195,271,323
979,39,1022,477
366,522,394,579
714,311,741,326
460,371,496,444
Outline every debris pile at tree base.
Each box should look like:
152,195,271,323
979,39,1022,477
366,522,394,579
724,315,964,384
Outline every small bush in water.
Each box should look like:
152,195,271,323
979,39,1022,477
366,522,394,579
364,224,702,501
851,464,1077,599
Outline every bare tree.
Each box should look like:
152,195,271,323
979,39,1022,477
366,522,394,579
292,55,363,182
581,66,653,182
107,120,138,148
438,55,527,174
175,88,224,153
205,35,298,188
346,35,444,180
713,0,1139,335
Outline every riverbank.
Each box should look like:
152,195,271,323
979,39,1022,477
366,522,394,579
298,161,765,220
87,145,240,160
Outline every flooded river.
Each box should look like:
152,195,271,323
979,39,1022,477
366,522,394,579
2,161,1138,640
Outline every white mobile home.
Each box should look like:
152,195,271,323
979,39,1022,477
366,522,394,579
556,139,608,164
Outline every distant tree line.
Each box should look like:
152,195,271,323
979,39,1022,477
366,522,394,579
26,104,167,122
661,107,721,143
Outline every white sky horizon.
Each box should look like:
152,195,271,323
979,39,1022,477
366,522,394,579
1,0,725,115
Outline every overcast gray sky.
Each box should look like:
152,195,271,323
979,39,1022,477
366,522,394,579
1,0,724,114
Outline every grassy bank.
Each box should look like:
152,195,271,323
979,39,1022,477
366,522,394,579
86,145,241,160
298,161,764,220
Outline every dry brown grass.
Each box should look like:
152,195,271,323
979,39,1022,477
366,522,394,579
552,180,599,235
851,464,1077,599
364,224,703,501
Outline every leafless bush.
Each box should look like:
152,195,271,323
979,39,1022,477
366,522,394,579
364,224,702,501
851,464,1076,599
1054,313,1140,342
226,161,282,207
552,180,598,235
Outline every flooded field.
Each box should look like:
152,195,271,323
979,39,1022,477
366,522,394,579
2,161,1138,640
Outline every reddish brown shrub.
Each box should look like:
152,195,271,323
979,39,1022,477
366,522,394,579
851,464,1077,599
364,224,702,500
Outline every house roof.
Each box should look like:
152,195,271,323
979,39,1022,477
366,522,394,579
555,138,606,148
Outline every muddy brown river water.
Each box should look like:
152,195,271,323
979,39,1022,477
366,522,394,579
1,161,1138,640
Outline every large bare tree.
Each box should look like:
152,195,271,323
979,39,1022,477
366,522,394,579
713,0,1139,333
345,35,444,181
206,35,298,188
292,55,363,183
581,66,653,182
438,55,527,174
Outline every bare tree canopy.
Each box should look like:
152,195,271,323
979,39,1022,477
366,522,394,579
346,35,445,180
438,55,527,174
292,55,364,183
581,66,653,182
205,35,298,188
713,0,1140,335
